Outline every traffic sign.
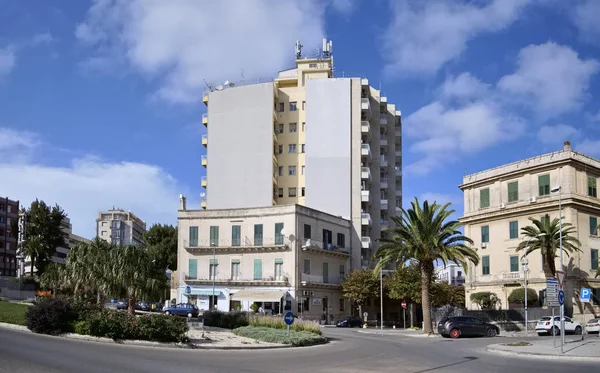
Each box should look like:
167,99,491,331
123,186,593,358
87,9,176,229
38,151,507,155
363,312,368,318
558,290,565,306
580,288,591,303
284,311,295,326
556,271,566,289
401,301,407,309
546,278,560,307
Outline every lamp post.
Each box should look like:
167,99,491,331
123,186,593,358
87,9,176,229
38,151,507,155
521,256,529,334
211,243,216,311
380,258,384,330
551,185,564,351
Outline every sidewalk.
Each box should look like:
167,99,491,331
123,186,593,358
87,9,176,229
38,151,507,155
356,328,438,338
487,337,600,361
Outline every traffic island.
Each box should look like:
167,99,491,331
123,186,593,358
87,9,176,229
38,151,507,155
486,338,600,361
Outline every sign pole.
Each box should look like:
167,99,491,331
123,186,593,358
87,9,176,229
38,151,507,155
582,303,585,341
403,308,406,330
287,324,290,337
552,307,556,348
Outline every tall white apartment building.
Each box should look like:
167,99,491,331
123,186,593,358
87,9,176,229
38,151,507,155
201,39,402,268
96,209,146,247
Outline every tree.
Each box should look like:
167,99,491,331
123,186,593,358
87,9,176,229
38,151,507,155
385,263,423,303
374,198,478,334
431,282,465,308
516,214,581,278
470,292,499,310
341,269,379,317
508,287,539,307
63,238,113,303
144,224,178,271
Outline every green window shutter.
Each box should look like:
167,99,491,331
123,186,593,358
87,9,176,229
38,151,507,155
323,262,329,283
592,250,599,270
209,259,218,265
189,226,198,247
231,259,240,264
507,181,519,202
481,226,489,243
254,224,263,246
509,221,518,239
510,256,519,272
231,225,241,246
275,223,284,245
590,216,598,236
482,256,490,275
209,226,219,246
589,176,597,197
254,259,262,280
538,174,550,196
274,258,283,264
188,259,197,279
480,188,490,208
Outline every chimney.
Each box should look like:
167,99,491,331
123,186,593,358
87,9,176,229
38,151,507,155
179,194,186,210
564,141,571,151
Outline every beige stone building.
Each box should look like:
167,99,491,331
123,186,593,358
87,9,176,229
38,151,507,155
175,196,353,323
459,142,600,320
96,209,146,247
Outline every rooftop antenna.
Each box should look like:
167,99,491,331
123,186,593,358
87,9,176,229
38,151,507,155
203,79,213,92
322,38,332,58
240,69,245,85
295,40,303,59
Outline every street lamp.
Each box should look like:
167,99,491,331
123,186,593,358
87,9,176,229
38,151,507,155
551,184,565,351
211,243,216,311
380,258,384,330
521,256,529,334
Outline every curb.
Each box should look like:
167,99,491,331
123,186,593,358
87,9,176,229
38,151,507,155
485,345,600,362
356,330,439,338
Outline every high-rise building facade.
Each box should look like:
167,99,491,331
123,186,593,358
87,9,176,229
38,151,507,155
96,209,146,247
201,39,402,268
0,197,19,277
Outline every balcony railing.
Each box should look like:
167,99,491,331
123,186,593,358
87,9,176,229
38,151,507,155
380,177,388,188
361,144,371,157
300,238,350,256
502,272,524,280
361,213,372,225
380,157,388,167
361,121,370,134
361,167,371,180
361,237,372,249
184,273,289,284
380,117,388,125
301,273,343,285
380,138,388,147
361,190,370,202
361,98,370,111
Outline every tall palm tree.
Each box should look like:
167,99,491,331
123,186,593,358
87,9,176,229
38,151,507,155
516,214,581,278
22,236,43,276
374,198,478,334
64,239,113,302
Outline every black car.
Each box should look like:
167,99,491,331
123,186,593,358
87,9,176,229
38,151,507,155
135,301,151,311
336,316,364,328
438,316,500,338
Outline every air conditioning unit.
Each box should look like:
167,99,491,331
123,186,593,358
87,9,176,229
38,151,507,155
481,243,487,249
529,197,537,203
305,239,311,247
499,203,506,209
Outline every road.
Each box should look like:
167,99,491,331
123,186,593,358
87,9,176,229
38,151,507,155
0,327,596,373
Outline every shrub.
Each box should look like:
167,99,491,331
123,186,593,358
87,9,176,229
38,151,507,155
508,287,539,306
25,297,77,335
137,314,189,343
470,292,499,310
73,320,91,335
249,314,321,335
203,311,249,329
233,326,326,346
72,300,104,321
0,301,28,325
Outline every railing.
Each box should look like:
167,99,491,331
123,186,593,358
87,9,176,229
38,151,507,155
361,213,372,224
380,177,388,185
381,138,388,146
203,77,274,95
395,129,401,137
361,121,370,133
361,98,370,110
361,144,371,156
201,176,207,184
380,117,388,125
361,237,372,247
361,167,371,179
502,272,524,280
184,236,290,248
301,273,343,285
186,275,289,283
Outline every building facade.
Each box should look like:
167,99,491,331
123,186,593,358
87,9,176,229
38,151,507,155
0,197,19,277
96,209,146,246
176,196,353,323
435,263,465,285
201,39,402,269
459,142,600,319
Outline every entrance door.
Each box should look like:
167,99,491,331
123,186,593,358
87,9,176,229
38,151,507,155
323,297,329,325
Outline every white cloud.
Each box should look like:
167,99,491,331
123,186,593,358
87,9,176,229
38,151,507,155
0,127,40,162
576,139,600,157
439,72,490,101
498,42,599,117
0,46,16,76
75,0,329,104
382,0,531,76
0,127,192,239
572,0,600,46
31,32,56,46
330,0,354,15
537,124,580,145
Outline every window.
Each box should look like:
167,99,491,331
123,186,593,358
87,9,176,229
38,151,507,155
0,217,3,223
304,224,311,239
274,258,283,280
298,297,310,312
277,188,283,198
301,144,305,153
231,225,241,246
278,102,284,112
189,226,198,247
7,206,11,213
289,102,297,111
538,174,550,196
302,101,306,110
591,216,598,236
541,215,549,224
337,233,345,248
288,166,296,175
302,122,306,131
323,229,332,247
0,204,3,211
507,181,519,202
482,256,490,275
481,225,489,243
289,187,297,197
101,230,107,236
275,223,284,245
589,176,597,197
278,145,283,154
231,260,240,280
301,165,305,175
301,187,305,197
188,259,197,279
480,188,490,208
509,221,519,239
289,144,297,153
254,224,263,246
510,256,519,272
210,226,219,247
340,264,345,280
592,249,599,271
323,262,329,283
253,259,262,280
278,166,283,176
209,259,218,280
303,259,311,274
289,123,297,132
339,299,345,312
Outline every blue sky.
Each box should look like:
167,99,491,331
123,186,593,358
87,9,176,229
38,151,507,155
1,0,599,239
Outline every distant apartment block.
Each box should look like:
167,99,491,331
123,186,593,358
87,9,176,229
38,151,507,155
0,197,19,277
96,209,146,246
435,263,465,286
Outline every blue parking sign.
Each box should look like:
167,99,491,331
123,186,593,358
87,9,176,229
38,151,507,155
580,287,591,303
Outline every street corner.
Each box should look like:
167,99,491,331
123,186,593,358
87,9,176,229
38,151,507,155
485,339,600,362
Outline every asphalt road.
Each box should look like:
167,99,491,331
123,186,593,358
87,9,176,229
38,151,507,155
0,327,597,373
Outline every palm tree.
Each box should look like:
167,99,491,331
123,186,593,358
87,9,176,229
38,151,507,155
374,198,478,334
516,214,581,278
22,236,43,276
64,238,114,302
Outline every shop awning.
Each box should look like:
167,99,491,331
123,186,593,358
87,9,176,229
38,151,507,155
230,289,287,302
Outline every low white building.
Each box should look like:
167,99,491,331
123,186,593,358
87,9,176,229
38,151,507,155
176,196,355,323
435,263,465,286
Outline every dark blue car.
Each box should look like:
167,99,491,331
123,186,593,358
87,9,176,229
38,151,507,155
163,303,199,318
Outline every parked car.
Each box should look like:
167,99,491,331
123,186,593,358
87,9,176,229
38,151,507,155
336,316,364,328
586,318,600,334
535,316,582,336
116,300,127,310
135,301,151,311
437,316,500,338
163,303,199,318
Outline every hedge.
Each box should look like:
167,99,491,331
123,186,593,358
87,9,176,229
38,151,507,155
25,297,77,335
233,326,326,346
202,311,321,335
203,310,249,329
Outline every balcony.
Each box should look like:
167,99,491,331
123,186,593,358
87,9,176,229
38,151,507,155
361,237,372,249
361,78,369,86
361,98,370,111
361,190,370,203
381,96,387,104
395,129,401,137
202,91,208,105
380,138,388,147
395,206,401,214
272,172,278,186
184,238,288,253
381,199,388,210
202,113,208,127
361,213,372,226
201,155,207,167
360,144,371,158
201,176,207,188
201,196,206,210
380,117,388,125
301,238,350,258
202,134,208,147
380,177,388,189
184,273,289,286
361,167,371,180
395,150,402,157
300,273,343,287
380,157,388,167
502,272,524,281
361,121,370,134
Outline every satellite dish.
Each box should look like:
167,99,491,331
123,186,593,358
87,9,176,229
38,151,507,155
280,228,286,236
228,82,235,87
215,85,224,91
288,234,295,242
224,80,230,86
200,192,206,197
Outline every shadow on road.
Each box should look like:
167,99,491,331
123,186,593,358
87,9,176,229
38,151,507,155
412,356,478,373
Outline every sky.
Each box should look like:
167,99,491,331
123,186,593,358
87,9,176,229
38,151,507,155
1,0,599,239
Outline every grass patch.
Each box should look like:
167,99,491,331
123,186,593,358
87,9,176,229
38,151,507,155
0,300,28,325
503,341,532,347
249,314,321,335
233,326,326,347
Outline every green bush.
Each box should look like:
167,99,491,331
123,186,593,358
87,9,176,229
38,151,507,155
0,301,28,325
249,314,321,335
233,326,326,346
73,320,91,335
203,311,249,329
508,287,539,306
25,297,77,335
72,300,104,321
137,314,189,343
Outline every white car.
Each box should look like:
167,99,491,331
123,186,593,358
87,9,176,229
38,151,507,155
535,316,582,336
586,318,600,334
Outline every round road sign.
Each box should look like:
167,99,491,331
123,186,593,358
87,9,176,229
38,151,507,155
558,290,565,306
284,311,295,326
401,301,407,308
363,312,368,318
